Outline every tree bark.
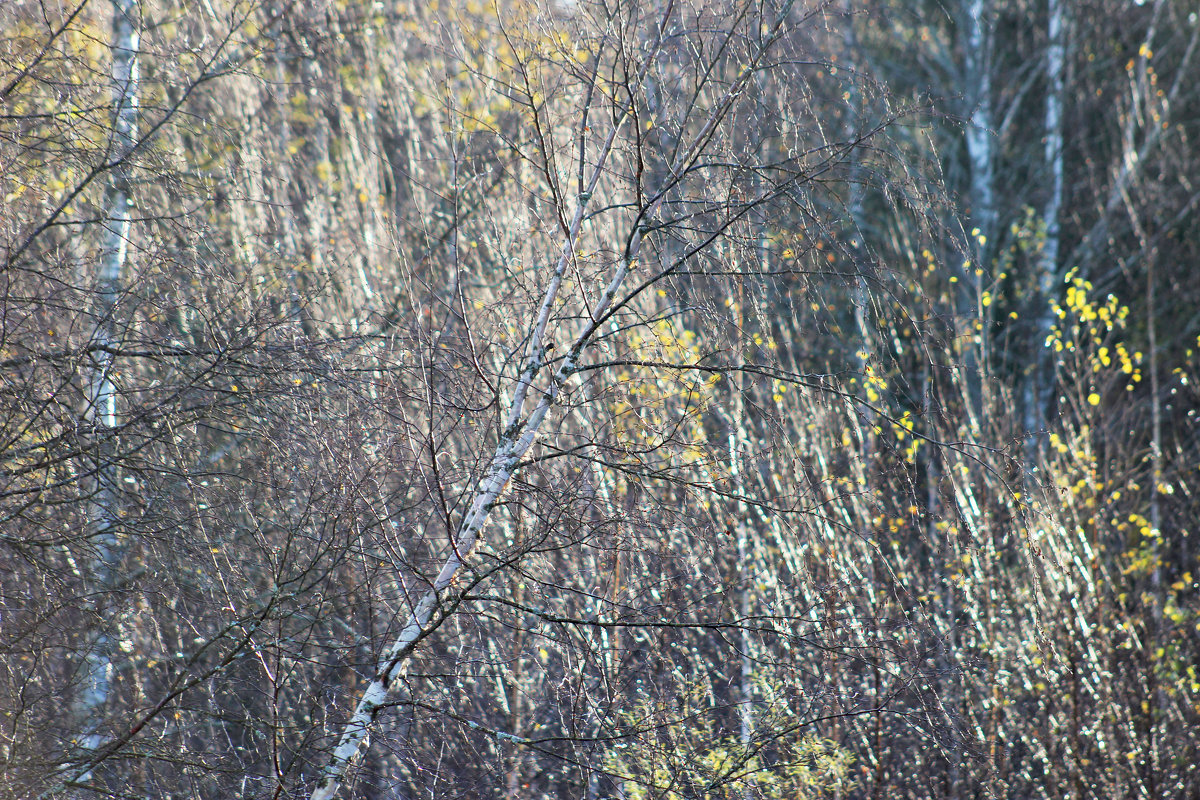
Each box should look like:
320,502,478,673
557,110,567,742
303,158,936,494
1025,0,1067,448
70,0,140,781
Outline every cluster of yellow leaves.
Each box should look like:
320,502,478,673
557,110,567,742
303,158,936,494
609,320,711,464
608,680,856,800
1046,273,1142,407
891,410,921,462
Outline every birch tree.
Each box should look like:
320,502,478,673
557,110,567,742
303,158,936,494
68,0,140,777
0,0,356,792
304,0,924,796
1022,0,1065,445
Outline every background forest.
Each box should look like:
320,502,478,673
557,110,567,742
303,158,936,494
2,0,1198,798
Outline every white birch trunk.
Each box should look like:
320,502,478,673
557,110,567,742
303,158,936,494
960,0,994,429
963,0,995,248
71,0,140,779
728,257,754,760
311,184,639,800
1024,0,1066,445
310,74,651,800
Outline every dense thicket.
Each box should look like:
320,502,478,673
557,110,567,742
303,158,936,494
1,0,1197,798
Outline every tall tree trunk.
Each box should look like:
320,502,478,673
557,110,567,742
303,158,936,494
1025,0,1067,449
729,254,754,763
960,0,995,430
70,0,140,781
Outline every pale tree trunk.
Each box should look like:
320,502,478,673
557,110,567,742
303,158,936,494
311,159,635,800
1025,0,1067,449
271,32,306,331
70,0,140,781
309,36,667,800
960,0,995,430
963,0,995,249
728,254,754,762
305,2,817,791
304,0,815,790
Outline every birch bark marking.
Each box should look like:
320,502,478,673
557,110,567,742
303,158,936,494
70,0,140,779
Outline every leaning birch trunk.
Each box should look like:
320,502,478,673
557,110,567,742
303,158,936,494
1024,0,1066,449
69,0,140,782
311,154,642,800
306,3,806,791
309,37,665,800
